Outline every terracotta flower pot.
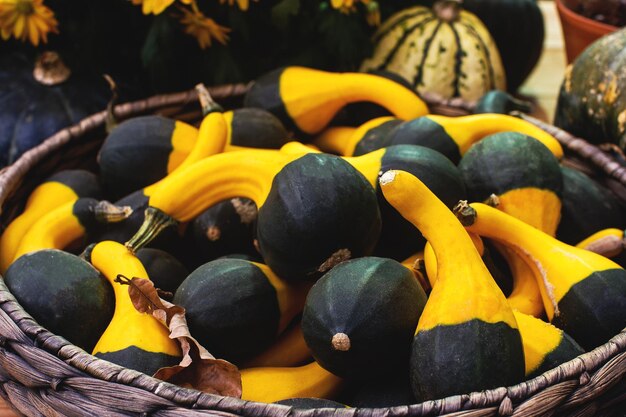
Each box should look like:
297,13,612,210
556,0,619,63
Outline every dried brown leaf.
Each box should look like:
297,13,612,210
118,275,242,397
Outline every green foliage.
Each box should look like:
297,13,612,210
5,0,413,95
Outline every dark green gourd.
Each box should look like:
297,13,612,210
256,153,382,282
173,258,310,363
302,257,427,378
98,115,198,199
557,166,626,245
5,249,114,353
184,198,258,268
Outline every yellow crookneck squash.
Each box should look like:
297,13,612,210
240,361,343,403
312,113,563,165
0,170,101,273
11,198,131,264
87,240,182,375
455,201,626,350
458,131,565,317
243,66,429,137
379,169,524,401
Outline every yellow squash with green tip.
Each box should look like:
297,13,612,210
12,198,131,264
127,147,383,282
379,169,524,401
243,66,429,137
0,170,101,272
456,201,626,350
88,241,181,375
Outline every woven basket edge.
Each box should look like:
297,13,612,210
1,271,625,416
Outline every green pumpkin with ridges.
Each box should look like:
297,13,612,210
554,28,626,151
411,320,524,400
173,258,310,363
458,132,563,203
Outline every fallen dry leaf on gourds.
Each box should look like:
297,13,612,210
115,275,242,397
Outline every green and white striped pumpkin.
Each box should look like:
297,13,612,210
360,0,506,101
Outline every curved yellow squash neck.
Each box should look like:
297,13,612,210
426,114,563,159
90,241,181,357
12,200,84,263
379,170,517,331
149,149,302,222
280,67,428,134
460,202,622,319
0,182,78,272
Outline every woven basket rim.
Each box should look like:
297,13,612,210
0,85,625,416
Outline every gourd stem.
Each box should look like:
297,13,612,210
196,83,224,115
433,0,462,22
104,74,119,134
94,201,133,223
331,333,351,351
125,207,178,253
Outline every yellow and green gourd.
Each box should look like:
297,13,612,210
513,311,584,378
456,201,626,350
87,240,182,375
11,198,131,265
4,249,114,353
172,258,311,362
98,115,200,199
301,256,427,378
458,131,564,317
0,169,101,273
243,66,429,137
125,147,383,282
379,169,524,401
311,113,564,165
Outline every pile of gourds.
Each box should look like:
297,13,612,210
1,65,625,409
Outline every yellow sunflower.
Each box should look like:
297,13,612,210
330,0,380,26
134,0,193,15
330,0,355,12
0,0,58,46
178,6,230,49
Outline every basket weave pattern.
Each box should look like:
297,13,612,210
0,86,625,417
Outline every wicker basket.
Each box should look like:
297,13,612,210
0,85,625,417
